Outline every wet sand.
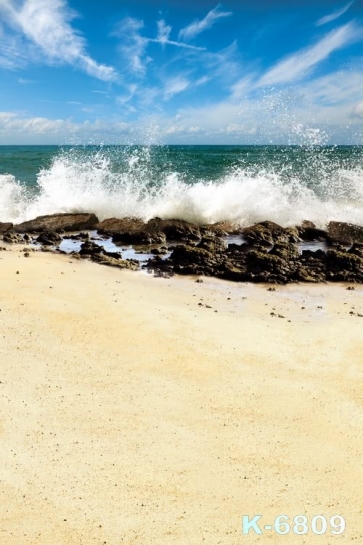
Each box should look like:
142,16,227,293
1,247,363,544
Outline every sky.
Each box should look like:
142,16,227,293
0,0,363,145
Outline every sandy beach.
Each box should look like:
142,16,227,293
1,247,363,544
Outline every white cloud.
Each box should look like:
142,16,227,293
163,76,190,99
351,102,363,119
157,19,171,44
0,0,117,80
116,17,150,76
316,1,354,26
258,23,361,87
148,19,205,50
0,111,131,143
179,4,232,41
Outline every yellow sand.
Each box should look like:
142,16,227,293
0,247,363,544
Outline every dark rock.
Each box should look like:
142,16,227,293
327,221,363,245
0,222,13,232
15,213,99,233
112,231,166,245
242,221,300,246
96,217,145,235
196,236,227,254
348,243,363,258
36,231,62,245
147,218,201,241
270,243,299,260
297,224,328,241
3,232,22,244
91,254,139,270
63,232,90,241
79,241,103,256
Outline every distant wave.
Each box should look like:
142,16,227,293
1,146,363,227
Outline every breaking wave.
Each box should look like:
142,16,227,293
1,144,363,228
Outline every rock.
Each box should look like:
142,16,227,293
0,222,13,232
206,221,239,234
79,241,103,256
196,236,227,253
63,232,90,241
112,231,166,245
297,223,327,241
96,217,167,245
242,221,300,246
327,221,363,245
147,218,201,241
326,249,363,281
3,232,22,244
14,213,99,233
96,217,145,235
348,243,363,257
36,231,62,245
91,253,139,270
270,242,299,260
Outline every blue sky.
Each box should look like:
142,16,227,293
0,0,363,144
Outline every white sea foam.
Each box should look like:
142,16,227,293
1,147,363,227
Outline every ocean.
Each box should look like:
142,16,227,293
1,144,363,228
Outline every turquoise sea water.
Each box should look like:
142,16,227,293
0,144,363,227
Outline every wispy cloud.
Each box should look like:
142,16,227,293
116,17,151,76
257,22,361,87
163,75,190,99
316,1,354,27
179,4,232,41
148,19,206,50
0,0,117,81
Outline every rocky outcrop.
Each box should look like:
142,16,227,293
96,217,166,245
0,222,13,232
297,221,328,241
14,213,99,233
242,221,300,246
78,241,139,270
96,217,145,235
327,221,363,245
2,232,23,244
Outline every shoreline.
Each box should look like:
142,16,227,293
1,248,363,543
3,213,363,284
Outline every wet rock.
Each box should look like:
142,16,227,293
326,249,363,281
348,243,363,258
147,218,201,241
96,217,145,235
242,221,300,246
196,236,227,254
3,232,22,244
36,231,62,245
97,217,167,245
63,232,90,241
15,213,99,233
0,222,13,233
327,221,363,245
297,221,328,241
91,254,139,270
112,231,166,245
270,242,299,260
79,241,103,256
150,246,168,255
